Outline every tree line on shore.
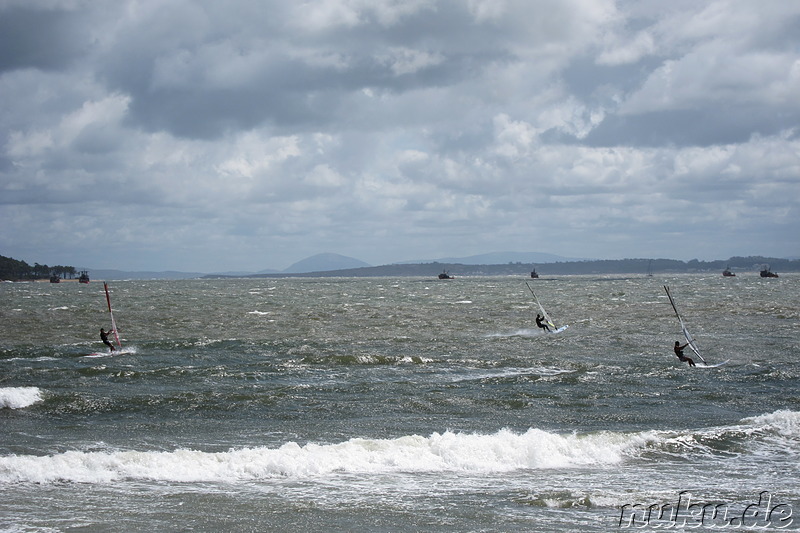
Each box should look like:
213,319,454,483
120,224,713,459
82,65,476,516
0,255,77,281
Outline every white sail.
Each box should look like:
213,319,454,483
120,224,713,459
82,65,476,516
104,282,122,350
526,282,562,331
664,285,706,364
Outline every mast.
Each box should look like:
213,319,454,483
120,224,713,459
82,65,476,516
104,282,122,350
664,286,705,364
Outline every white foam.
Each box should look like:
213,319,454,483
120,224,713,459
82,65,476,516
742,409,800,437
447,367,574,382
0,387,43,409
5,412,796,485
85,346,137,357
117,346,137,355
0,428,652,484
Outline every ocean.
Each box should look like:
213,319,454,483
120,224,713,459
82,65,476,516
1,274,798,531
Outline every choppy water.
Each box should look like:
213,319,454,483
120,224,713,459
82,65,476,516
1,274,798,531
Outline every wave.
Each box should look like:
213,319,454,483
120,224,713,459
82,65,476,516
0,428,645,484
0,387,43,409
446,366,575,383
742,410,800,436
486,328,545,338
2,410,797,484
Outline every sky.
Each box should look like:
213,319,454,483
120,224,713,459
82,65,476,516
1,0,798,273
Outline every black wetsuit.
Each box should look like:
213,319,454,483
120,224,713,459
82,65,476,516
536,315,551,332
101,329,115,352
674,343,695,367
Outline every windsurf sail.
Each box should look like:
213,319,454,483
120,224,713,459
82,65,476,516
526,282,558,330
664,285,706,364
104,282,122,350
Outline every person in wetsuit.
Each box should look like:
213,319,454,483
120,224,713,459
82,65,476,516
100,328,115,352
535,314,551,333
673,341,695,367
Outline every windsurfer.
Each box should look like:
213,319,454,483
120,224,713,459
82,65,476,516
100,328,115,352
673,341,695,367
536,314,551,333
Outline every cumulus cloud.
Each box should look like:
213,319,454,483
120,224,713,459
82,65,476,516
1,0,798,271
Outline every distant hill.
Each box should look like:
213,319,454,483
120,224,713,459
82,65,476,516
418,251,586,265
238,256,800,278
40,254,799,281
283,253,371,273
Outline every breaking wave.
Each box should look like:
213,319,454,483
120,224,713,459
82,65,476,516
2,410,797,485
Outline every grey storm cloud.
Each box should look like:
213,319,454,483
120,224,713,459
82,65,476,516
1,0,798,272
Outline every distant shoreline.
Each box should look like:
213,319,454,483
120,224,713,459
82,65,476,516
205,256,799,280
7,255,794,281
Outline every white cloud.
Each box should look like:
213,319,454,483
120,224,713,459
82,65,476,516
304,164,346,188
0,0,797,271
215,133,301,181
290,0,435,31
597,30,655,66
491,113,540,158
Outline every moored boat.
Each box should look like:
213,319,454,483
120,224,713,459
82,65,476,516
760,266,778,278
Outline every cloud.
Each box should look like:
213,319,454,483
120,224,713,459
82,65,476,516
1,0,798,272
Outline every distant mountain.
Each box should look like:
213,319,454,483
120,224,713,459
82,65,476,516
282,253,372,273
398,251,585,265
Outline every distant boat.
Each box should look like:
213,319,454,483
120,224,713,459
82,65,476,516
760,265,779,278
438,270,453,280
78,270,90,284
49,274,61,283
530,269,539,279
646,259,653,277
722,266,735,277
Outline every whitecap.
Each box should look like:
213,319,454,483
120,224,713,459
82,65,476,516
0,387,44,409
